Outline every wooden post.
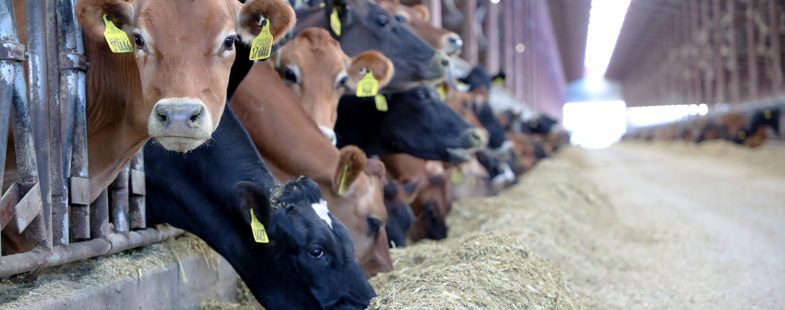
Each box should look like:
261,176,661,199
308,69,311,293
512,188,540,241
462,0,478,64
746,0,757,101
485,0,499,73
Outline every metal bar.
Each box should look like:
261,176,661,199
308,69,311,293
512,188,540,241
701,0,714,104
713,0,725,104
0,225,185,278
461,0,477,65
769,0,782,92
746,0,757,101
25,0,53,251
90,189,109,238
429,0,442,29
128,150,145,229
513,0,526,101
484,0,499,74
691,0,702,104
109,164,130,234
728,0,740,104
502,0,513,90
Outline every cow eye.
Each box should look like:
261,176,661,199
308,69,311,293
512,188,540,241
307,245,325,259
367,217,382,235
283,67,298,83
377,16,390,28
222,36,236,50
134,34,144,48
394,15,406,23
337,76,348,88
463,102,470,109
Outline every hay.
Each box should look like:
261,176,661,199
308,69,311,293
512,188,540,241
369,232,582,310
0,231,221,308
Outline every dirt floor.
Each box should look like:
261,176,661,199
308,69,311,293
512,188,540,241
4,140,784,309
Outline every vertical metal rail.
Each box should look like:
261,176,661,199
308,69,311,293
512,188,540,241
484,0,499,74
429,0,442,29
26,0,52,249
59,0,90,241
90,189,108,238
768,0,782,93
128,150,145,229
746,0,758,101
727,0,740,104
712,0,726,104
0,0,21,255
502,0,513,90
461,0,477,65
109,165,130,234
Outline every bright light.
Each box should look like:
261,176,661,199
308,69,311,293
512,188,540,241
563,101,627,149
584,0,631,78
627,104,710,127
490,0,500,4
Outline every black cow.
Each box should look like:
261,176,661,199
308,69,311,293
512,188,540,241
749,107,780,137
295,0,448,92
474,102,507,149
382,179,416,248
144,107,374,309
522,115,559,135
335,85,486,163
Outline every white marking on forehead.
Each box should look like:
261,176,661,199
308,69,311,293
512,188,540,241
311,199,333,229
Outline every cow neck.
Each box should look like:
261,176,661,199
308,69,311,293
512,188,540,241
230,62,338,186
84,35,147,202
144,106,283,304
335,96,386,156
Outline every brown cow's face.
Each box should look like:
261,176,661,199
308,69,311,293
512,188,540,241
75,0,295,151
274,28,392,144
377,1,462,56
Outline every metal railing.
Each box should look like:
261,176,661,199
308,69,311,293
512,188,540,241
0,0,181,278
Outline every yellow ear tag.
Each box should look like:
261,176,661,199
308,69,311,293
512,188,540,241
102,15,133,53
493,77,504,87
375,94,388,112
319,2,326,7
529,119,538,128
249,209,269,243
764,110,771,120
337,164,349,195
738,130,746,140
356,70,378,97
330,8,342,37
450,170,464,184
249,19,273,60
436,84,446,101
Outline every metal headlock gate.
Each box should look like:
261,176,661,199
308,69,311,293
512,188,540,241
0,0,182,278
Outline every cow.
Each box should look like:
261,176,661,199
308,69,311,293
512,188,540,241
335,85,487,164
295,0,450,92
375,0,463,56
144,107,375,309
230,62,392,277
272,27,393,144
382,174,418,248
380,153,452,242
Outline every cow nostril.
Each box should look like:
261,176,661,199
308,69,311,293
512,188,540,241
189,114,198,123
441,58,450,67
188,106,203,124
158,112,168,124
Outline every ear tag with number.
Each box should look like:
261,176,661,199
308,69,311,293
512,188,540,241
436,84,447,101
356,70,378,97
493,77,505,87
249,19,273,60
764,110,771,120
249,209,269,243
375,94,388,112
102,15,133,53
337,164,350,195
451,170,464,184
330,8,342,37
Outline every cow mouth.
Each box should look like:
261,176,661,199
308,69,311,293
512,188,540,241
153,136,209,152
446,148,472,163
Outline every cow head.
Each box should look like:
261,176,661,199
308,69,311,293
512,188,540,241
336,85,488,163
233,178,375,309
76,0,295,151
326,146,392,278
406,169,451,242
376,0,462,56
382,176,418,248
273,28,393,143
297,0,448,92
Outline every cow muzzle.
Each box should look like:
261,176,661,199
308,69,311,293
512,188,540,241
446,128,488,163
418,52,449,82
442,33,463,56
148,98,213,152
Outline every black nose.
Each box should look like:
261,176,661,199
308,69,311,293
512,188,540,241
441,58,450,67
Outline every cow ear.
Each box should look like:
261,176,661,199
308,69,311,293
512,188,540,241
347,51,394,90
237,0,296,46
232,181,272,227
410,4,430,22
401,177,424,204
75,0,136,43
332,145,367,196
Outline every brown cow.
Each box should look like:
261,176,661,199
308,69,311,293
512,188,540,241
376,0,463,56
272,28,393,143
380,153,452,243
230,63,392,277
